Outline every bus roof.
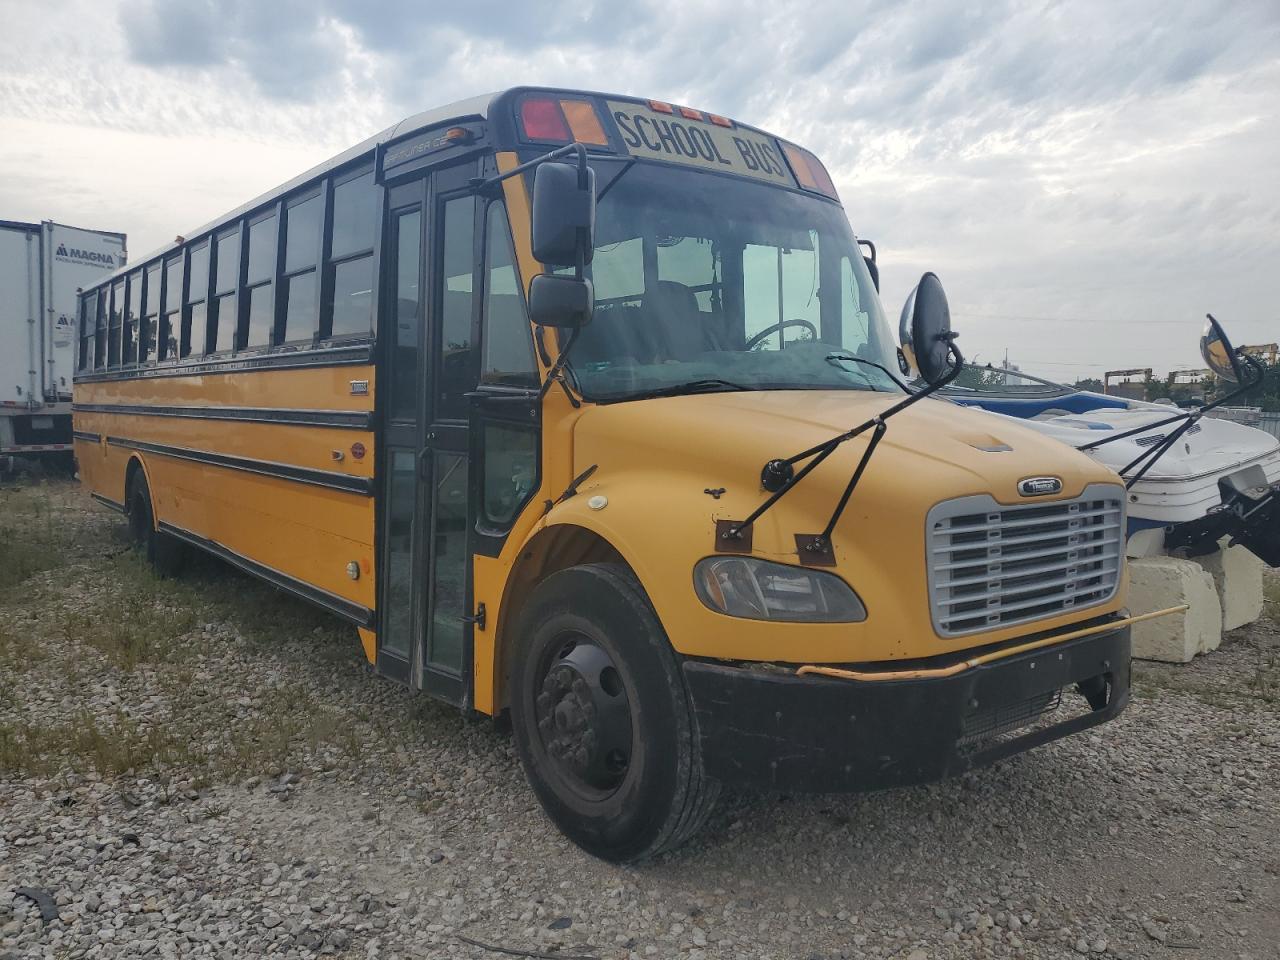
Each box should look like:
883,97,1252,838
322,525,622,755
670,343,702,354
119,92,496,275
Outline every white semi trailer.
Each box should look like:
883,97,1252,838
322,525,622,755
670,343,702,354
0,220,126,470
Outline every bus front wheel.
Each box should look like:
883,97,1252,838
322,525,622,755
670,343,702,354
127,474,184,577
509,563,718,863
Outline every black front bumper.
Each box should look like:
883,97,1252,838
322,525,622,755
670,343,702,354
683,623,1130,793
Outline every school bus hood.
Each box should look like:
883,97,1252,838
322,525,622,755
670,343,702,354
563,389,1126,664
572,388,1119,514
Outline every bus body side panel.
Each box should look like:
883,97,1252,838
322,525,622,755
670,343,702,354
73,364,377,625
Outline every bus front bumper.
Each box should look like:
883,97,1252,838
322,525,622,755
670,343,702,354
682,623,1130,793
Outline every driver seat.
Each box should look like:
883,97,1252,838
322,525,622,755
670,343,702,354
641,281,726,361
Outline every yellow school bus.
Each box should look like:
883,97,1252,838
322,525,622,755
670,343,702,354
75,87,1139,862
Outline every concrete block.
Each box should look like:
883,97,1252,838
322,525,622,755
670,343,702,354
1127,557,1222,662
1195,541,1265,632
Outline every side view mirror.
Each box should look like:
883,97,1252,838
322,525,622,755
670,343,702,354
898,272,957,386
857,239,879,292
1200,313,1245,383
531,161,596,267
529,274,594,329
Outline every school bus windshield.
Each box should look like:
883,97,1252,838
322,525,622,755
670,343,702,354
566,161,899,400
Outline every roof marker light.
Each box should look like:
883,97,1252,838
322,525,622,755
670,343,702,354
678,106,704,121
708,114,733,128
648,100,674,114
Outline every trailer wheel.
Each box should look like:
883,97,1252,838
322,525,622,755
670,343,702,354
127,474,184,577
509,563,718,862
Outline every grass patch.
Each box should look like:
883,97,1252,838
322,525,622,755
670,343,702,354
0,710,198,780
61,554,200,671
0,483,75,589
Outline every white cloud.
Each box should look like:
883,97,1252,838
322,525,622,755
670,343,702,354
2,0,1277,378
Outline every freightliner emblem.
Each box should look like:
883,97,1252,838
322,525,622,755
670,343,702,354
1018,476,1063,497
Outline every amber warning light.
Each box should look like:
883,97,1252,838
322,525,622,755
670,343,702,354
519,97,609,146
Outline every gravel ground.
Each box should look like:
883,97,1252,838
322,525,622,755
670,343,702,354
2,479,1278,960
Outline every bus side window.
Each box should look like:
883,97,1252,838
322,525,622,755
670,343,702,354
79,291,96,371
183,241,209,358
281,193,322,345
108,279,124,368
94,286,108,369
481,201,537,387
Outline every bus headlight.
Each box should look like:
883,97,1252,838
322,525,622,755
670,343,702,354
694,557,866,623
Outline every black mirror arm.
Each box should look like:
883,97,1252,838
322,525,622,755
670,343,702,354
536,327,582,408
1116,354,1265,489
478,141,589,193
726,336,963,539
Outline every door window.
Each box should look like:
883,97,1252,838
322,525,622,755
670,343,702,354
426,453,468,672
389,208,422,421
437,196,476,420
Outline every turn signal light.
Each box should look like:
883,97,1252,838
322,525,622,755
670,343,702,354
782,143,839,200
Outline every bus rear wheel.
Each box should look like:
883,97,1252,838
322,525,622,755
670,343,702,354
127,473,184,577
509,563,718,862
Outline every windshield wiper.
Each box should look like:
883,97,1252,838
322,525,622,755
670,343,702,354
825,353,908,391
634,378,754,399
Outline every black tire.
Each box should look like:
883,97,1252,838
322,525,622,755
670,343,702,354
126,473,184,576
509,563,718,862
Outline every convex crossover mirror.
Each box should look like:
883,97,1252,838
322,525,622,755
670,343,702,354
1200,314,1245,384
898,272,956,386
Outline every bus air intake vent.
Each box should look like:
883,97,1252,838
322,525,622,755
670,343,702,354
925,483,1125,637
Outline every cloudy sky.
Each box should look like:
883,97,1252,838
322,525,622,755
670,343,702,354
2,0,1278,379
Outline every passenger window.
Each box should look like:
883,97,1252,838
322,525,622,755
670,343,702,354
657,237,719,312
108,280,124,367
743,233,820,350
327,170,376,340
183,242,209,357
590,237,644,302
161,256,183,360
481,422,537,528
281,194,321,343
211,227,240,354
79,292,96,371
243,213,276,349
840,257,872,353
482,202,537,387
437,195,476,420
141,263,160,362
94,290,107,368
124,271,141,364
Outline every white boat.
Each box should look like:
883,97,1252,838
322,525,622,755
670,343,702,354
904,316,1280,562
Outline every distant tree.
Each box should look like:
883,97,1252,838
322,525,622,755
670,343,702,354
1072,377,1104,392
952,364,1014,390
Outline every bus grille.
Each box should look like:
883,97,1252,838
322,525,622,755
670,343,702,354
925,484,1124,637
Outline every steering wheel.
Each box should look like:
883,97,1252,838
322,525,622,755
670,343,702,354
745,318,818,351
